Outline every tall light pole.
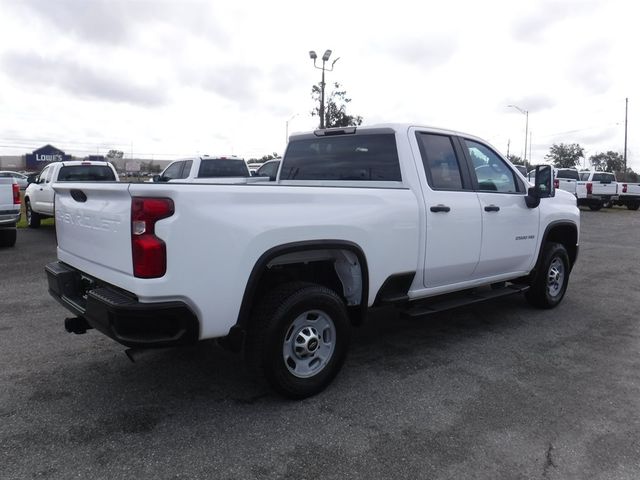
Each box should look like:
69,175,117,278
623,97,628,181
508,104,529,168
309,49,339,129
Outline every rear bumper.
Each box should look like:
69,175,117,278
45,261,199,348
0,210,20,226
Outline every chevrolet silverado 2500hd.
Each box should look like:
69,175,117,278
46,124,580,398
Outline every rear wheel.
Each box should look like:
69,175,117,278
627,202,640,211
0,228,16,247
246,282,351,399
525,242,570,309
26,200,41,228
588,203,602,211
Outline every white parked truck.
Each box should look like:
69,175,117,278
0,178,21,247
46,124,580,398
576,171,618,210
24,160,119,228
152,155,251,183
614,181,640,210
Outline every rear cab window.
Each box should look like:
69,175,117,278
281,132,401,182
57,165,116,181
592,173,615,183
198,159,250,177
556,169,579,180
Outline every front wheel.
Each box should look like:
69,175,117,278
588,203,602,211
525,242,570,309
627,202,640,211
246,282,351,399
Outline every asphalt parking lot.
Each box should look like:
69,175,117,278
1,208,640,480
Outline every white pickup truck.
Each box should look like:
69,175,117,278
0,178,21,247
46,124,580,398
576,171,618,210
24,160,119,228
528,167,580,197
614,182,640,210
152,155,251,183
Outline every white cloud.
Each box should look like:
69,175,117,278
0,0,637,170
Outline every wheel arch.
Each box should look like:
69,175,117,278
235,240,370,331
539,221,579,270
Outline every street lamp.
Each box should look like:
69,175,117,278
507,104,529,168
285,113,299,144
309,49,340,129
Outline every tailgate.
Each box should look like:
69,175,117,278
593,183,617,195
0,178,16,210
54,183,133,275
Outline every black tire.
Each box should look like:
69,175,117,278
603,200,613,208
246,281,351,399
0,228,17,247
525,242,570,309
627,203,640,211
588,204,602,211
25,200,41,228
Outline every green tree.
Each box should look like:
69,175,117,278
106,149,124,160
545,143,584,168
311,82,363,128
506,154,524,165
248,153,280,164
589,151,624,172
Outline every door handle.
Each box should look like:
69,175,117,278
484,205,500,212
430,204,451,213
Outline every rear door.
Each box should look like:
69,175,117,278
460,138,539,277
413,130,483,287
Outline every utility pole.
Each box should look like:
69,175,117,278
624,97,628,181
506,139,510,157
309,50,340,129
529,131,532,165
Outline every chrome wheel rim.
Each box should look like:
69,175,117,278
547,257,565,298
283,310,336,378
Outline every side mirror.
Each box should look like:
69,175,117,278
250,171,257,176
152,175,161,183
525,165,554,208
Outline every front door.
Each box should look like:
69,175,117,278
461,138,539,277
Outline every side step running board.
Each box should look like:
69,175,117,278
401,284,529,318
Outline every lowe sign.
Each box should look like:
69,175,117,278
26,144,71,170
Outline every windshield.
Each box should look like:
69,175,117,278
57,165,116,181
198,159,250,177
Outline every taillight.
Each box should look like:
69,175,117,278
131,197,174,278
622,184,628,193
586,182,593,195
553,179,559,189
12,183,20,205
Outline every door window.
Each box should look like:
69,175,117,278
416,133,464,190
464,140,521,193
179,160,192,179
162,162,183,180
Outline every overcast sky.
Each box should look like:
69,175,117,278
0,0,637,169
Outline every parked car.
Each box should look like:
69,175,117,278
47,124,579,399
154,155,251,183
254,159,281,181
0,171,28,190
24,160,119,228
0,178,21,247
